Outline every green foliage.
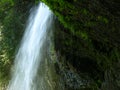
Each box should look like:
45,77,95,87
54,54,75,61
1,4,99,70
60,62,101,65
0,0,15,80
0,0,36,83
0,0,120,89
0,0,14,21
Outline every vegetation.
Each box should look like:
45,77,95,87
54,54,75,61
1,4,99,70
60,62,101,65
42,0,120,89
0,0,35,85
0,0,120,90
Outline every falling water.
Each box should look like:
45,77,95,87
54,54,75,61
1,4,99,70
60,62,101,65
7,3,57,90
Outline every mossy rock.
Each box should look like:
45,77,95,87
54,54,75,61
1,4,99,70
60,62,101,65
42,0,120,47
41,0,120,89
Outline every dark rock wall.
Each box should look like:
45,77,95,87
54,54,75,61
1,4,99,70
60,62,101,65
42,0,120,89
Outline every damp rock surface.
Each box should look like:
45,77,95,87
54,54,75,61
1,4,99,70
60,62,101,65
42,0,120,89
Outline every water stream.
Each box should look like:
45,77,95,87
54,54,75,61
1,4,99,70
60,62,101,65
7,3,57,90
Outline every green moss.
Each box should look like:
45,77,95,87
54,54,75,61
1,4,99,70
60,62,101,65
42,0,120,89
10,0,117,89
97,16,109,24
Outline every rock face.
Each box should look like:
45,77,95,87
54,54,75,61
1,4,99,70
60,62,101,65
42,0,120,89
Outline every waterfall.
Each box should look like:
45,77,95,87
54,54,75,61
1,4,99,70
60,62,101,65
7,3,56,90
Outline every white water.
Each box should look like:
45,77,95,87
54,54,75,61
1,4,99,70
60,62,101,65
7,3,54,90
